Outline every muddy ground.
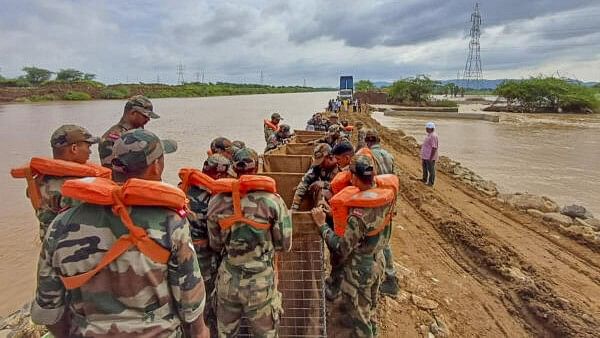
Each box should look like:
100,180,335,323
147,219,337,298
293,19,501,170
327,110,600,337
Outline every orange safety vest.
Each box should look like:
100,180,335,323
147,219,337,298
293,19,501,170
343,125,354,132
10,157,112,210
329,174,399,236
356,146,374,158
58,177,187,290
264,119,280,132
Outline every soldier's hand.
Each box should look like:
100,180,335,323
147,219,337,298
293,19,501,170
311,207,327,226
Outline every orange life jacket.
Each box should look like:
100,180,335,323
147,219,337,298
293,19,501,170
356,146,374,158
58,177,187,290
264,119,280,132
10,157,112,210
206,175,277,230
329,174,399,236
343,125,354,132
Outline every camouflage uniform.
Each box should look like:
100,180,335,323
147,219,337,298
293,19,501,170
313,125,349,148
356,127,366,150
264,113,282,143
98,95,159,167
207,148,292,337
34,125,99,240
291,144,339,210
264,124,293,153
31,129,205,337
306,115,329,132
318,156,393,337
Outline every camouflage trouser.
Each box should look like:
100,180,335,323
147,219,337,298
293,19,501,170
383,243,396,279
197,248,220,338
339,253,385,338
216,263,283,338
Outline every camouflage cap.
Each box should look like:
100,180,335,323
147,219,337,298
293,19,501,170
328,124,342,134
349,154,375,177
210,137,233,156
203,153,235,177
50,124,99,148
233,147,259,171
364,128,379,140
329,113,339,119
356,121,364,127
312,143,332,166
112,129,177,174
232,140,246,152
124,95,159,119
271,112,283,120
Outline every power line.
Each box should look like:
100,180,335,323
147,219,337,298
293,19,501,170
463,2,483,89
177,63,185,85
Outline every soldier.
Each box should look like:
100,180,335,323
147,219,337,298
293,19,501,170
183,154,235,337
311,155,396,337
232,140,246,153
13,125,101,241
311,124,349,148
209,137,235,160
265,124,293,152
264,112,283,143
363,129,400,296
355,121,366,150
332,141,355,172
31,129,208,337
291,143,339,210
98,95,158,168
306,112,328,132
207,147,292,337
327,112,340,130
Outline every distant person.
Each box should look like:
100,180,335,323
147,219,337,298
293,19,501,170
265,124,293,152
98,95,159,168
306,112,328,132
264,112,283,143
327,112,340,130
421,121,439,186
312,124,349,148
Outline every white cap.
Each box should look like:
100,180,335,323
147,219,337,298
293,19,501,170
426,122,436,129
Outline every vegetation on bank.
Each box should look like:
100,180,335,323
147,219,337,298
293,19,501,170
495,77,599,113
0,66,334,102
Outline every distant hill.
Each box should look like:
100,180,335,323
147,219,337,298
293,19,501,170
371,79,597,90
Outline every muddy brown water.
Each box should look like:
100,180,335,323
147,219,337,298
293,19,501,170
374,109,600,216
0,92,334,316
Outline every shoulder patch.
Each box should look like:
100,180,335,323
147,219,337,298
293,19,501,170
108,132,121,140
351,208,365,217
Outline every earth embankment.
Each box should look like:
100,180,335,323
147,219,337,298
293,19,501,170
330,110,600,337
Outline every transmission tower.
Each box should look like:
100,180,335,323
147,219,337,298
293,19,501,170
177,63,185,84
462,2,483,89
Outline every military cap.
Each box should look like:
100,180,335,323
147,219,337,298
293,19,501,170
312,143,332,166
233,147,259,171
332,141,355,156
124,95,159,119
271,112,283,120
232,140,246,152
203,153,235,177
112,129,177,174
328,124,342,134
50,124,99,148
329,113,339,119
364,128,379,140
278,124,293,138
349,154,375,178
210,137,233,155
356,121,364,127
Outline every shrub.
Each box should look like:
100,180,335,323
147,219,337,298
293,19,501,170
28,94,57,102
63,91,92,100
101,86,129,99
388,75,438,104
428,99,458,107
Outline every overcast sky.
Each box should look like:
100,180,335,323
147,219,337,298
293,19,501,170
1,0,599,86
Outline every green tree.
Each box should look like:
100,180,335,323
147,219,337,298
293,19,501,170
355,80,375,92
56,68,84,81
22,66,53,85
388,75,438,104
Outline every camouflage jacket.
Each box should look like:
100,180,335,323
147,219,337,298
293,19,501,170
32,175,79,241
264,134,291,152
314,135,350,148
370,144,395,175
207,191,292,273
306,119,329,132
98,119,135,168
292,165,339,207
31,203,205,337
264,124,277,143
186,186,221,276
356,129,366,149
319,205,392,285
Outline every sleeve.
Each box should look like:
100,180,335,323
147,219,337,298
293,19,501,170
30,214,68,325
271,195,293,252
319,211,365,262
292,169,315,207
98,137,116,167
432,135,439,149
168,214,205,323
207,197,225,252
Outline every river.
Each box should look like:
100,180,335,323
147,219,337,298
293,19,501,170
373,106,600,216
0,91,333,316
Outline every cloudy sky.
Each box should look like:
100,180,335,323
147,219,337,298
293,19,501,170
1,0,599,86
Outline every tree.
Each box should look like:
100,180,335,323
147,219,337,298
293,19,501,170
355,80,375,92
22,66,53,85
388,75,438,104
56,68,85,82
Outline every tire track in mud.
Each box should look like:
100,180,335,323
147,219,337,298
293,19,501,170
346,111,600,337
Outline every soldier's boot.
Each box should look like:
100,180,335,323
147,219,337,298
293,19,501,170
325,283,340,301
379,275,400,296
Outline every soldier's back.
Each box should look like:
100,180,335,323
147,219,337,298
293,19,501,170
98,123,129,167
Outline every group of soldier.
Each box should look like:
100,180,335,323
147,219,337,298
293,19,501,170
17,95,399,338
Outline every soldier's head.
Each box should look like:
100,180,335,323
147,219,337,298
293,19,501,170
312,143,337,169
232,147,259,176
329,113,339,124
111,129,177,183
202,153,235,179
270,112,282,124
356,121,364,130
340,119,349,127
123,95,158,128
277,124,293,139
327,124,342,139
50,124,99,164
210,137,234,159
232,140,246,153
364,128,380,147
332,141,355,168
314,112,322,122
349,155,376,189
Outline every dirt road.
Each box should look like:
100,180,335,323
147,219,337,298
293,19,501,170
329,111,600,337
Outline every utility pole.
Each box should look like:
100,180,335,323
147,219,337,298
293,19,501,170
177,63,185,85
462,2,483,90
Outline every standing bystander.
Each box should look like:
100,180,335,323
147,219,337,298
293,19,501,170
421,122,439,186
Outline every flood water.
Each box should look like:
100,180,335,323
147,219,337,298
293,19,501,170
374,107,600,216
0,91,333,315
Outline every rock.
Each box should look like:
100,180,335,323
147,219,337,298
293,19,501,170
560,204,593,219
584,218,600,231
428,332,435,338
567,225,595,236
543,212,573,225
433,314,450,337
412,294,439,310
506,193,559,212
527,209,544,218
